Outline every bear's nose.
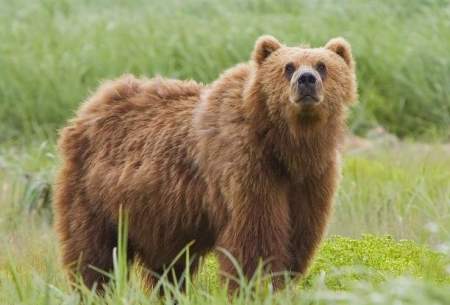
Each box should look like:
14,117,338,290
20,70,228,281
298,72,317,87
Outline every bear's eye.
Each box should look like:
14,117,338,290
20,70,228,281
316,62,327,79
284,62,296,80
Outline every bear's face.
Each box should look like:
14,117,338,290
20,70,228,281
251,36,357,127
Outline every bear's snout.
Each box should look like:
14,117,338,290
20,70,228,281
298,71,317,88
292,69,324,106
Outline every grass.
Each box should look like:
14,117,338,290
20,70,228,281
1,141,449,304
1,230,449,305
332,143,450,244
1,0,449,303
196,235,450,290
0,0,449,140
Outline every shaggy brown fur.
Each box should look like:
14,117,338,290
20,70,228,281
54,35,357,294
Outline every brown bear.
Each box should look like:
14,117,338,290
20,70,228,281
54,35,357,294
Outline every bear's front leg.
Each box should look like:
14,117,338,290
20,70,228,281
217,181,291,294
289,164,338,277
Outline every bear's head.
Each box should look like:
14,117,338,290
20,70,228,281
248,35,357,130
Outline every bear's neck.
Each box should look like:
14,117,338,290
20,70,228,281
269,114,344,179
243,78,346,179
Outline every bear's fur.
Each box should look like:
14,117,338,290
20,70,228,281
54,35,357,293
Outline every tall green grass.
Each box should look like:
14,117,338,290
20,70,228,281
332,143,450,244
1,171,449,305
0,0,449,141
1,200,449,305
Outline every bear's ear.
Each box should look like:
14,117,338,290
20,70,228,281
252,35,282,65
325,37,354,69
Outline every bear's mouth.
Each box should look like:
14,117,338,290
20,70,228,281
291,95,321,111
298,94,320,104
293,94,323,120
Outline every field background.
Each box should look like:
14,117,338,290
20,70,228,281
0,0,449,304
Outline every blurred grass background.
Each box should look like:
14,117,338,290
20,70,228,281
0,0,449,141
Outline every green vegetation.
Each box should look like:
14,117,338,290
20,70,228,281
196,235,450,290
1,142,449,304
0,0,449,140
1,0,449,303
1,228,449,305
333,143,450,243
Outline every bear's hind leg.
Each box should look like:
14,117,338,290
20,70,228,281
59,207,121,292
138,253,201,295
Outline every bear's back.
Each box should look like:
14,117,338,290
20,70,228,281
59,75,203,158
57,75,206,218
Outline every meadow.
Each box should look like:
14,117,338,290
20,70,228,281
0,0,449,304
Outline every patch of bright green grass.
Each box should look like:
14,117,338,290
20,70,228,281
306,235,450,288
195,235,450,291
